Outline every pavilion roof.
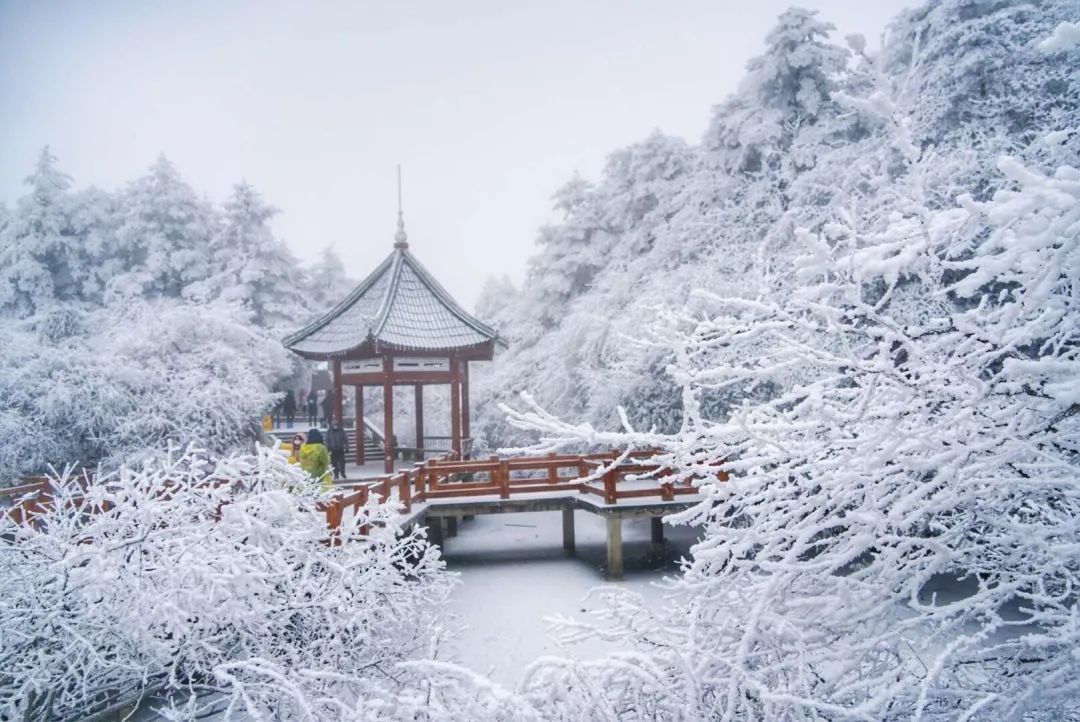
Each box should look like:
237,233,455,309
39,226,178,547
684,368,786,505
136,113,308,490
284,245,500,358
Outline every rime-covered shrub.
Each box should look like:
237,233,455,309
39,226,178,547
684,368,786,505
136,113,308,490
502,153,1080,720
0,447,452,721
473,0,1079,449
0,299,293,483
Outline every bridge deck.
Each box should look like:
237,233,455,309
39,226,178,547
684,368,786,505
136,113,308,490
325,450,721,579
5,450,721,580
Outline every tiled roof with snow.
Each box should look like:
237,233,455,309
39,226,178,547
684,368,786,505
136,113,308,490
284,248,500,357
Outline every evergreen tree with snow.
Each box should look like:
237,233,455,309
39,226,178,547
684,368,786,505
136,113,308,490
0,148,83,316
477,0,1080,449
107,154,218,301
305,245,354,315
207,181,309,329
474,273,518,334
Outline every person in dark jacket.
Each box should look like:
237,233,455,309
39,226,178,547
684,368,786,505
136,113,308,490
321,392,334,428
307,390,318,426
326,419,349,480
282,390,297,428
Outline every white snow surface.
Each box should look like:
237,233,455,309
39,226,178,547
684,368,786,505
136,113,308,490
440,510,698,687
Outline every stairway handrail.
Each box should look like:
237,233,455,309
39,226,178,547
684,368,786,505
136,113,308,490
361,416,384,443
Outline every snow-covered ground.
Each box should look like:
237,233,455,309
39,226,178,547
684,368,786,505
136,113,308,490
439,509,699,687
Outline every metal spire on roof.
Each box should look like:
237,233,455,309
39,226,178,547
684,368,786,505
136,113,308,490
393,164,409,249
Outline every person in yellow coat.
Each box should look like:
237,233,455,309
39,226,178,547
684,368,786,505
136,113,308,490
299,428,333,491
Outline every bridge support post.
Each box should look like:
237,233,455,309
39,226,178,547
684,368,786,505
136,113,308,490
446,516,458,538
562,507,575,552
651,516,665,544
427,516,444,548
605,516,623,581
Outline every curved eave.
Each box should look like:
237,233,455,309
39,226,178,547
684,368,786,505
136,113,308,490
289,337,497,362
396,249,501,342
283,246,505,358
281,252,396,349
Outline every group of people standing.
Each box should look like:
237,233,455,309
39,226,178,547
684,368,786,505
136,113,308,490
286,420,350,488
268,387,351,490
273,388,336,429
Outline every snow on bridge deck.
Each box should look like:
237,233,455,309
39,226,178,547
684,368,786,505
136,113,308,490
327,450,719,579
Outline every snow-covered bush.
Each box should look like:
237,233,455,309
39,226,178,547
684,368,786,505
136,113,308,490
0,446,452,721
0,299,293,483
501,154,1080,720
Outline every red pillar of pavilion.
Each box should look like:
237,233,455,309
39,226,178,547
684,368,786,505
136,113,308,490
282,190,503,477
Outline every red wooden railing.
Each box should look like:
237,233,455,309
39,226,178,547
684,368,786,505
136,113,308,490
2,450,722,543
322,448,715,519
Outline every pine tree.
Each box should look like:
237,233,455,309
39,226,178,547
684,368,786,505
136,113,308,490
0,147,83,317
107,155,217,301
209,181,308,329
306,245,354,314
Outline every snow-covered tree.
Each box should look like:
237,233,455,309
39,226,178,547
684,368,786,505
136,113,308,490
0,299,293,483
705,7,849,176
306,245,355,315
474,274,517,334
0,148,84,316
476,0,1079,452
107,155,218,301
500,150,1080,720
206,181,309,329
0,447,452,720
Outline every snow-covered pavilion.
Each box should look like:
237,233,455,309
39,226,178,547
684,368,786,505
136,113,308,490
284,208,501,473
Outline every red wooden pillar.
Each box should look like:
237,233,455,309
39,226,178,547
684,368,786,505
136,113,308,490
332,359,343,423
355,385,364,465
450,358,462,458
414,384,424,460
383,355,395,474
461,361,470,458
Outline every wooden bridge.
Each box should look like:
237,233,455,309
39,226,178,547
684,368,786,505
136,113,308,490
2,450,719,580
323,450,717,579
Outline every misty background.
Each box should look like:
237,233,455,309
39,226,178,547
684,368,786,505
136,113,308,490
1,0,909,308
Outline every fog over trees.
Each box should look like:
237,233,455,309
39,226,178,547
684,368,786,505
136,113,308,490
0,151,357,481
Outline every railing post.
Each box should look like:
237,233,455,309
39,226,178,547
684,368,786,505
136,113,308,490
326,495,344,546
548,452,558,484
358,486,370,536
498,459,510,499
400,472,411,513
603,469,617,505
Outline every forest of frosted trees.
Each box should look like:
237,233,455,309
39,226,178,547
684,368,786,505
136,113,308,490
472,0,1080,450
0,152,357,481
2,0,1079,719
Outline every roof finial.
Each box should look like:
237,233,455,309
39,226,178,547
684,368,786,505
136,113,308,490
394,164,408,249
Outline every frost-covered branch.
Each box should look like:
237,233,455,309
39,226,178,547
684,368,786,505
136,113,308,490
0,446,453,721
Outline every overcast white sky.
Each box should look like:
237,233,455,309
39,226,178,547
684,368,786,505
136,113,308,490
1,0,911,309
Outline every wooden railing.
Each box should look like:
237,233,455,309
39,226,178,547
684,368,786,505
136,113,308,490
321,448,717,524
3,450,721,544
